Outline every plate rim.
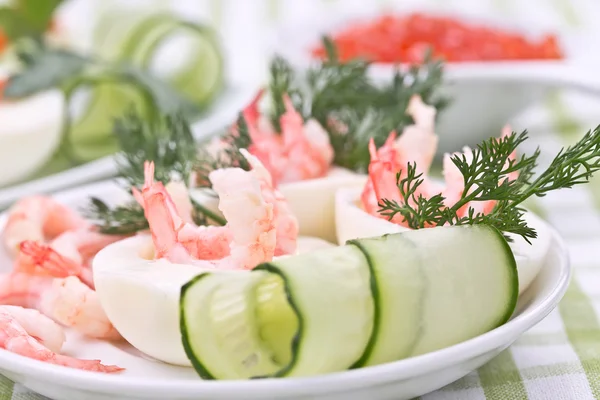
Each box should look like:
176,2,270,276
0,179,571,397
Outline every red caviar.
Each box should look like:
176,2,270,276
312,13,563,63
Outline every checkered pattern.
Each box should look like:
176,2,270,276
4,0,600,398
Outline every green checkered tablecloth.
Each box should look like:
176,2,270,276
4,0,600,399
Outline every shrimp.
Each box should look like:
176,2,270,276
3,196,88,256
15,230,125,288
0,305,122,372
442,124,519,216
239,149,298,256
134,162,232,263
140,159,278,269
0,272,55,314
139,147,298,266
243,91,334,185
361,95,440,223
47,277,121,340
0,305,64,352
0,272,120,340
209,165,276,269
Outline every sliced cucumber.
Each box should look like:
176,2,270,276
255,246,375,377
399,225,518,356
180,271,284,379
351,225,518,365
180,226,518,380
348,234,424,367
94,12,224,109
181,245,374,379
60,75,153,163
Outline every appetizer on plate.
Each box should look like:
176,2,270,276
180,46,448,241
0,2,226,186
335,95,553,294
0,96,597,381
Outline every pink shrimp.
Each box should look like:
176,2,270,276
0,270,120,341
46,276,121,340
138,150,299,269
3,196,88,256
139,160,277,269
238,149,298,256
361,95,441,224
242,91,334,185
0,305,122,372
15,230,125,288
0,272,55,314
442,124,519,216
362,112,520,226
133,162,232,263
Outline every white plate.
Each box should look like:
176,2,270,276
0,180,570,400
0,83,258,210
271,7,600,154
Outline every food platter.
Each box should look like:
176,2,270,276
0,179,570,400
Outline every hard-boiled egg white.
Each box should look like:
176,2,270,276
335,187,552,294
191,167,367,243
0,70,64,186
93,235,335,366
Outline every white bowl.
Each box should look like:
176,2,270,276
0,179,570,400
271,8,600,154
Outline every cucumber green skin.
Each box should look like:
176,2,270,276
346,240,380,369
180,272,216,380
487,226,519,327
58,73,156,163
251,263,303,378
180,266,301,380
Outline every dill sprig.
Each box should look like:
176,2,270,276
268,57,305,132
83,196,226,235
114,108,197,188
194,112,251,188
378,127,600,242
85,109,229,234
83,197,148,235
267,36,448,172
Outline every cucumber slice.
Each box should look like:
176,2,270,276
180,226,517,380
255,246,375,377
181,245,374,379
93,11,150,61
403,225,517,356
351,225,518,365
143,24,224,109
349,234,424,367
95,12,224,109
60,75,153,163
180,271,284,379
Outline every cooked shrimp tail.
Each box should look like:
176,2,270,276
0,306,122,373
18,241,82,277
